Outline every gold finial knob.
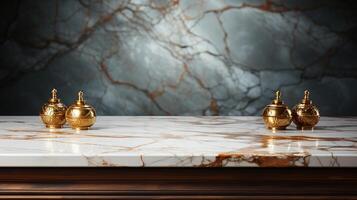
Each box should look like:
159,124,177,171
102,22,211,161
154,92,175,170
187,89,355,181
262,90,292,130
272,90,282,104
40,88,67,129
302,90,311,104
292,90,320,130
51,88,57,99
49,88,59,103
66,90,96,130
76,90,85,105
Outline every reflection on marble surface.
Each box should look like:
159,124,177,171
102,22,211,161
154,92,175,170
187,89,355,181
0,1,357,115
0,116,356,167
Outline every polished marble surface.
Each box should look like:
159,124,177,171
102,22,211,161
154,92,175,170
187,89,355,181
0,116,356,167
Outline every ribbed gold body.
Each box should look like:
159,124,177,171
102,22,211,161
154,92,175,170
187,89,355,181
66,105,96,130
40,103,67,128
262,105,292,130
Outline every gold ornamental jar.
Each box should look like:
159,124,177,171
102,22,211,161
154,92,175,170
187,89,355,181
40,89,67,128
262,91,292,130
66,91,96,130
292,90,320,130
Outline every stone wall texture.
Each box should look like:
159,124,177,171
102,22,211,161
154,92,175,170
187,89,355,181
0,0,357,115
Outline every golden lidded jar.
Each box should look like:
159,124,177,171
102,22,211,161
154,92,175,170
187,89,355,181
262,91,292,130
292,90,320,130
40,89,67,128
66,91,96,130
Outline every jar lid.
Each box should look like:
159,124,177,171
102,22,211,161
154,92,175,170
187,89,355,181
270,90,284,106
48,88,60,103
76,91,85,106
300,90,312,105
69,90,93,109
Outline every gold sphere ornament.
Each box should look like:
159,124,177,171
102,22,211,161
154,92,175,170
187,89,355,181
65,91,96,130
40,89,67,128
292,90,320,130
262,90,292,130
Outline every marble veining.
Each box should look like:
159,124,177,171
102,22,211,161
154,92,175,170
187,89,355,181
0,116,356,167
1,0,357,116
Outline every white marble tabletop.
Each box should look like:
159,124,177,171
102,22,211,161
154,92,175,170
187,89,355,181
0,116,356,167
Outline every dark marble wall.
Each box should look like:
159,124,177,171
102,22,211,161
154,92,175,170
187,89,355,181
0,0,357,115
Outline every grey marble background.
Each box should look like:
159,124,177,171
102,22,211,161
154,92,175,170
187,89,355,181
0,0,357,115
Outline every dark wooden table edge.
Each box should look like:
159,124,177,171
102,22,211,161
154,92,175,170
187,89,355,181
0,167,356,199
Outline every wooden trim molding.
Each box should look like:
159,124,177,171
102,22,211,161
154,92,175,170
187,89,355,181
0,168,356,199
